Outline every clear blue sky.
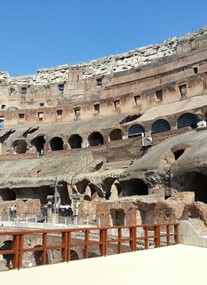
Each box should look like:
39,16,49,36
1,0,207,77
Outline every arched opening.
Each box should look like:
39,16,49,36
0,189,16,201
185,172,207,203
12,140,27,154
151,119,170,134
83,185,92,201
170,144,189,162
31,135,46,155
119,114,141,124
128,124,145,138
70,250,79,260
34,245,49,266
68,134,82,149
88,132,103,147
0,240,13,268
103,178,121,200
177,113,198,129
120,178,148,196
109,129,122,141
173,149,185,160
50,137,64,151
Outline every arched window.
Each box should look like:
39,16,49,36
177,113,197,129
151,119,170,134
68,134,82,149
50,137,63,151
128,124,145,138
12,140,27,154
88,132,103,146
109,129,122,141
31,136,46,154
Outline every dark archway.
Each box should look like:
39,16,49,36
185,172,207,203
88,132,103,146
120,179,148,196
109,129,122,141
173,149,185,160
0,189,16,201
171,144,189,161
70,250,79,260
119,114,141,124
128,124,145,138
34,245,49,266
0,240,13,267
31,135,46,154
50,137,64,151
177,113,198,129
12,140,27,154
68,134,82,149
151,119,170,134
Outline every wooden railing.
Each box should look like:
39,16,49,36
0,223,179,270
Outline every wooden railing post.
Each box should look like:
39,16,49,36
99,229,106,256
62,231,68,262
154,225,161,248
129,226,136,251
174,224,179,244
42,233,48,265
118,228,122,253
84,230,89,258
144,226,149,249
67,231,72,262
18,234,24,269
12,234,20,269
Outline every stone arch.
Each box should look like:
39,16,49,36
70,250,79,260
50,137,64,151
184,172,207,203
75,180,98,200
68,134,82,149
103,178,121,200
84,185,92,201
128,124,145,138
109,180,120,200
120,178,148,196
109,129,122,141
12,139,27,154
119,114,141,124
75,179,90,195
88,132,104,146
31,135,46,154
151,119,170,134
0,189,16,201
171,144,189,160
177,113,198,129
33,245,49,266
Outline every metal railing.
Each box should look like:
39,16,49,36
0,223,179,270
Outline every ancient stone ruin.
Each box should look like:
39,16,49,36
0,26,207,227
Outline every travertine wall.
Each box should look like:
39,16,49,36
0,27,207,126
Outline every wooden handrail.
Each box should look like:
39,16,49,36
0,223,179,270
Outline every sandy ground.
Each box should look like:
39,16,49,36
1,244,207,285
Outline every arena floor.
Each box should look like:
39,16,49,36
1,244,207,285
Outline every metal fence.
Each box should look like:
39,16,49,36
0,223,179,270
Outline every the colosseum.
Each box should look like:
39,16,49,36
1,26,207,227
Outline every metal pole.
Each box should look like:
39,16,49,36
54,177,57,214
